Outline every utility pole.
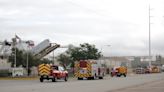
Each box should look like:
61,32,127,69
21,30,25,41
12,37,17,68
53,50,54,64
149,5,152,67
26,47,29,76
14,46,16,68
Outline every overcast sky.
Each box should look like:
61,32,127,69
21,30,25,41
0,0,164,56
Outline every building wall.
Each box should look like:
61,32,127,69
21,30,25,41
101,57,131,68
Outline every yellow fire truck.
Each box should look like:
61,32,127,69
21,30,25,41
74,60,105,80
151,66,161,73
111,66,127,77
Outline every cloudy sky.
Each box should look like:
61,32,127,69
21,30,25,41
0,0,164,56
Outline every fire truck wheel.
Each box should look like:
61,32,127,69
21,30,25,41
52,77,56,82
78,77,83,80
90,77,94,80
40,78,43,82
99,77,103,79
87,77,91,80
117,74,121,77
123,74,126,77
111,73,114,77
65,76,68,82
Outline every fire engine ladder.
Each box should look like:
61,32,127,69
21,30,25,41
34,43,60,59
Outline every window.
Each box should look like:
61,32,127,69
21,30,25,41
52,66,58,70
59,66,64,71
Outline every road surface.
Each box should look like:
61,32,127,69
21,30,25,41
0,73,164,92
109,77,164,92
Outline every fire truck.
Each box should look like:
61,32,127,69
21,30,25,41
111,66,127,77
38,64,68,82
74,60,106,80
151,66,161,73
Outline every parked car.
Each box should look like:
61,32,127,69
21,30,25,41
135,67,145,74
161,65,164,72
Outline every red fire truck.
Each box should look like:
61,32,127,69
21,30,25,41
38,64,68,82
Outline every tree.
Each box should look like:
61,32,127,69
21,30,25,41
56,43,101,67
66,43,102,61
8,48,25,67
56,53,73,68
8,48,52,68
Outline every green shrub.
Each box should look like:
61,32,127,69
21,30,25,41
0,70,11,77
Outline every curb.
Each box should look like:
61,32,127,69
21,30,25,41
0,77,38,80
0,76,76,80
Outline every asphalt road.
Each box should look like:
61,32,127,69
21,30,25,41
109,77,164,92
0,73,164,92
